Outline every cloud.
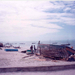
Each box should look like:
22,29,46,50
0,1,75,41
30,20,62,29
64,7,71,12
59,17,75,25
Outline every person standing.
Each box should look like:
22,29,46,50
38,41,40,44
34,45,36,54
30,45,33,53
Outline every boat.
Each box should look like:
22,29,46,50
26,50,33,54
37,44,75,60
4,43,12,48
5,49,18,51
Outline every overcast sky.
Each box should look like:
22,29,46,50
0,1,75,42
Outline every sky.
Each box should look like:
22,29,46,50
0,1,75,42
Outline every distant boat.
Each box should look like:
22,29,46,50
4,43,12,48
4,44,11,48
32,43,36,44
19,43,25,44
13,44,20,49
13,46,20,49
61,43,70,46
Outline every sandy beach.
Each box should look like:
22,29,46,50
0,46,75,75
0,47,75,68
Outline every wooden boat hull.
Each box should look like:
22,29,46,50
37,44,69,59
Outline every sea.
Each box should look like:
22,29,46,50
1,40,75,50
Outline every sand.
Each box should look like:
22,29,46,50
0,47,75,68
0,46,75,75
